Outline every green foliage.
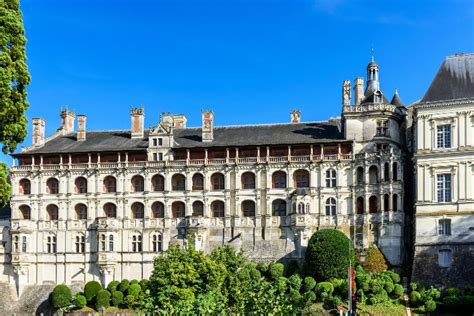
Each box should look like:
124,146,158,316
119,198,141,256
84,281,102,302
95,289,111,310
425,300,436,312
51,284,72,310
119,279,130,293
422,286,441,302
256,262,268,274
303,291,316,304
359,245,388,273
444,287,461,297
128,283,141,297
305,229,354,281
464,286,474,296
130,279,139,285
111,291,123,307
367,289,389,305
107,280,120,293
0,163,10,208
315,282,334,299
409,291,422,306
288,274,302,290
269,262,285,280
442,295,460,306
303,276,316,292
386,271,401,284
392,284,404,298
74,293,86,309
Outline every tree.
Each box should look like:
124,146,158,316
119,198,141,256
51,284,72,310
0,0,31,207
305,229,355,281
359,245,388,273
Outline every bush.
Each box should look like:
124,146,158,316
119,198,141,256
422,286,441,302
269,263,285,280
386,271,401,284
305,229,354,281
128,283,142,297
289,288,302,304
442,295,460,306
119,279,130,293
125,294,136,308
74,293,86,308
289,274,302,290
95,289,111,310
51,284,72,309
410,291,422,306
84,281,102,302
392,284,404,298
107,280,120,293
425,300,436,312
303,277,316,292
275,277,288,293
111,291,124,307
130,279,139,285
444,287,461,297
409,282,419,292
256,262,269,274
315,282,334,299
464,286,474,296
303,291,316,304
360,245,388,273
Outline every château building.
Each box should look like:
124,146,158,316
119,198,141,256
1,58,407,294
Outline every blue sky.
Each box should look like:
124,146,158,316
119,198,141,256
5,0,474,161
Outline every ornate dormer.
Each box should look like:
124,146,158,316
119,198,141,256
147,113,185,161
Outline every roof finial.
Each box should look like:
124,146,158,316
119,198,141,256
395,87,398,94
371,47,375,63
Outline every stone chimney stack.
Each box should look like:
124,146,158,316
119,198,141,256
131,107,144,138
77,115,86,141
354,77,364,106
342,80,351,112
290,110,301,123
202,111,214,142
60,109,75,135
32,118,45,147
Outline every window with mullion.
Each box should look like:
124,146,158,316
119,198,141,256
438,219,451,236
437,174,452,202
436,125,451,148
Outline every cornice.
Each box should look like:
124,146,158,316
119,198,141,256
416,98,474,109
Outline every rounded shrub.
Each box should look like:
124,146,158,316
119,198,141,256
409,291,422,307
315,281,334,299
289,274,302,290
256,262,269,274
442,295,460,306
424,300,436,312
125,294,136,308
360,245,388,273
289,288,302,304
128,283,142,297
119,279,130,293
392,284,404,298
107,280,120,293
74,293,87,308
84,280,102,302
249,266,261,280
276,276,288,293
444,287,461,297
464,285,474,296
386,271,401,284
139,279,150,291
51,284,72,309
111,291,124,307
303,276,317,292
269,263,285,280
305,229,354,280
303,291,316,304
130,279,139,285
95,289,111,311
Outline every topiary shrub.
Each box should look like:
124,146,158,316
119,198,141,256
95,289,111,310
289,288,302,304
128,283,142,298
386,271,401,284
315,281,334,299
303,291,316,304
139,279,150,291
392,284,404,298
289,274,302,291
51,284,72,309
107,280,120,293
269,263,285,280
119,279,130,293
275,277,288,293
409,291,422,307
425,300,436,312
305,229,354,281
130,279,139,285
256,262,269,274
360,245,388,273
444,287,461,297
74,293,87,308
124,294,136,308
303,276,316,292
84,280,102,302
111,291,124,307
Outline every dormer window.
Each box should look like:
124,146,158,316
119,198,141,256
376,120,389,137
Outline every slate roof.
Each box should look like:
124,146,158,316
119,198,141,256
421,53,474,102
390,90,404,107
15,121,346,156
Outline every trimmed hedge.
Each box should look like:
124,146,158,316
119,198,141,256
84,280,102,302
74,293,87,308
51,284,72,309
269,263,285,280
95,289,111,310
303,276,316,292
107,280,120,293
359,245,388,273
119,279,130,293
128,283,142,297
111,290,124,307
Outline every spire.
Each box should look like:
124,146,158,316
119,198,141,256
390,88,405,107
365,53,380,96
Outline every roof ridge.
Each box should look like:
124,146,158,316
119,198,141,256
176,120,336,130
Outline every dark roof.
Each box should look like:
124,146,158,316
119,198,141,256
15,121,346,156
390,90,404,107
421,53,474,102
361,91,390,104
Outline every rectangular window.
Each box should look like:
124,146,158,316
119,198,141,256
438,219,451,236
153,138,157,146
158,138,163,146
153,153,157,161
376,120,389,137
159,153,163,161
436,125,451,148
437,174,452,202
438,249,452,268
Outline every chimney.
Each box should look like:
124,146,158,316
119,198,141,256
60,109,75,135
131,107,144,138
342,80,351,111
77,115,86,141
32,118,45,147
202,111,214,142
290,109,301,123
354,77,364,106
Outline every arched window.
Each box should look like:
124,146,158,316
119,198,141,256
152,175,165,191
152,233,163,252
356,167,364,185
103,176,117,193
131,175,144,192
384,163,390,182
172,201,185,218
131,202,145,219
46,178,59,194
75,203,87,220
369,196,378,213
211,173,225,191
211,201,225,218
132,234,142,252
325,169,337,188
75,177,87,193
192,173,204,190
19,179,31,195
172,174,185,191
294,170,310,188
152,202,165,218
272,199,286,216
241,172,256,190
104,203,117,218
356,197,364,214
75,235,85,253
192,201,204,217
19,205,31,220
272,171,287,189
298,202,305,214
47,204,58,220
369,166,379,184
392,162,398,181
393,194,399,212
325,198,336,216
46,235,57,253
242,200,255,217
384,194,389,212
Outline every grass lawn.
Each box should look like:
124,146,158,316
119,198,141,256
303,302,407,316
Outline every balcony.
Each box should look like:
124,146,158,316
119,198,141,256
10,220,36,232
95,217,121,231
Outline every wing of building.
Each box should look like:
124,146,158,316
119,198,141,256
2,59,408,295
412,53,474,287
